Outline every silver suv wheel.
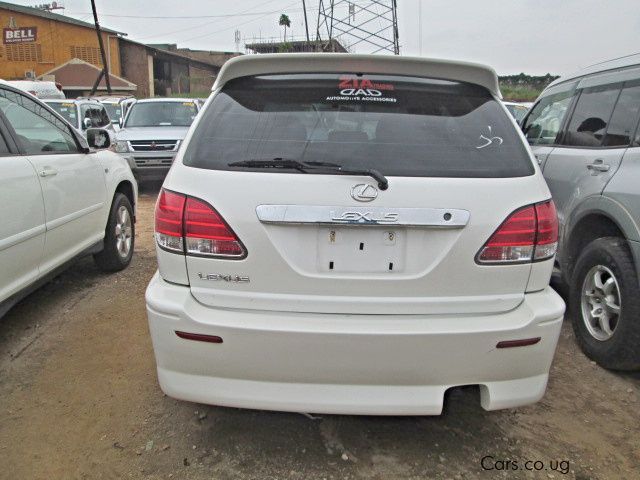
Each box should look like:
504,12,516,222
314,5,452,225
581,265,621,341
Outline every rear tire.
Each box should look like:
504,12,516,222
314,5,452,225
93,193,135,272
569,237,640,370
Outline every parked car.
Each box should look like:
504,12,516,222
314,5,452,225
43,98,116,138
2,79,65,99
0,82,137,318
194,97,208,110
146,53,565,415
503,101,529,123
94,95,136,130
522,54,640,370
114,98,200,183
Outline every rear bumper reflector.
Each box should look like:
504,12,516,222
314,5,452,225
175,331,223,344
496,337,541,349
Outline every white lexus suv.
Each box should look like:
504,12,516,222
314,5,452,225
0,82,137,318
146,54,565,415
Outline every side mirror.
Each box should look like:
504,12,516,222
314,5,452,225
86,128,111,150
83,117,93,130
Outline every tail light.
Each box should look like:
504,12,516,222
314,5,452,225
155,189,185,253
477,200,558,264
154,189,246,258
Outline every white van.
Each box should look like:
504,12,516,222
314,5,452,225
2,80,65,99
146,54,565,415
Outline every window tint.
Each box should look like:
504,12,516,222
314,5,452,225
0,89,78,154
523,82,576,145
603,83,640,147
0,130,9,155
562,84,621,147
184,74,533,178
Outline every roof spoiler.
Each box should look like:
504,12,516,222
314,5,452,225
212,53,501,98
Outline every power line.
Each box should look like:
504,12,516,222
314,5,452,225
178,0,302,43
133,0,287,40
64,10,291,20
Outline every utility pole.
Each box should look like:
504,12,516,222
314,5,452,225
418,0,422,56
89,0,111,95
302,0,310,42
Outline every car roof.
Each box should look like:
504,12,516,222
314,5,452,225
134,98,197,103
548,52,640,89
213,53,501,97
44,98,102,105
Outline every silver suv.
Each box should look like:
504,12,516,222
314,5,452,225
43,98,115,138
523,54,640,370
114,98,199,183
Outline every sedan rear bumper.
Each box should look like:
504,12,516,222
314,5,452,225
146,272,565,415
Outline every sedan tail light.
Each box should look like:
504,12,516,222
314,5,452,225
476,200,558,264
154,189,246,258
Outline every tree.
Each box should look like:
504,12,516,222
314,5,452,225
279,14,291,41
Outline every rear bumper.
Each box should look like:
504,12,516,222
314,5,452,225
146,272,565,415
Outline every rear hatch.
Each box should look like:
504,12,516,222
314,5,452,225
164,73,546,315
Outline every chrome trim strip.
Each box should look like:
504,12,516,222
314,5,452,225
256,205,469,227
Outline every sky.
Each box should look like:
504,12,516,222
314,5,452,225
13,0,640,76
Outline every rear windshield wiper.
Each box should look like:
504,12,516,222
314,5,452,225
228,158,389,190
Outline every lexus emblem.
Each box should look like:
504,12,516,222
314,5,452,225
350,183,378,202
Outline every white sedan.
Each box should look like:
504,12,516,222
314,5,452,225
0,81,138,317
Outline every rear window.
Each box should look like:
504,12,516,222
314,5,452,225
183,74,533,178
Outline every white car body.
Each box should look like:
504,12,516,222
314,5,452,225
146,53,565,415
0,83,137,317
2,79,65,99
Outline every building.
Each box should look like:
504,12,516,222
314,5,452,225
0,1,123,81
0,2,228,98
39,58,136,97
119,39,221,98
245,37,347,54
149,44,239,68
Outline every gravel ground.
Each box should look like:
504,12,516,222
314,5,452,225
0,186,639,480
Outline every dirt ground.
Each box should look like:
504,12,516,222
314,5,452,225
1,186,639,480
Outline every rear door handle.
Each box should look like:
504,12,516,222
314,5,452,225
39,167,58,177
587,159,610,173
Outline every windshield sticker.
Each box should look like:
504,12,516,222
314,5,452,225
183,102,194,106
328,76,397,103
476,126,503,149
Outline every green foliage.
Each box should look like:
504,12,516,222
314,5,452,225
278,14,291,28
499,73,560,102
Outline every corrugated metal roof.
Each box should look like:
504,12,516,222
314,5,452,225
38,58,136,90
0,1,123,35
